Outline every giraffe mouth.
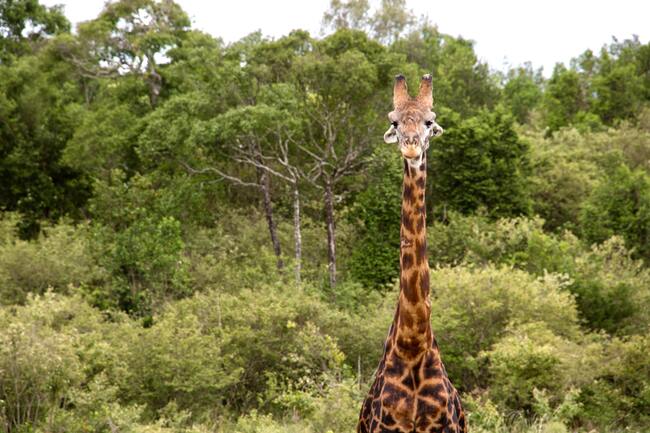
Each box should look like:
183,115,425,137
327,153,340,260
400,143,422,159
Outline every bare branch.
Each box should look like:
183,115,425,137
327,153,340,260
233,155,295,183
180,160,261,189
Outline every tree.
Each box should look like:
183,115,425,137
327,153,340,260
579,164,650,261
291,29,389,287
429,107,532,219
220,85,309,284
370,0,415,45
542,64,588,132
592,63,644,125
321,0,371,33
503,63,543,124
0,41,91,238
58,0,190,107
348,146,402,288
392,26,500,116
196,103,305,275
0,0,69,61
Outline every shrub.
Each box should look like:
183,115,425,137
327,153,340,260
225,412,311,433
0,293,89,431
578,334,650,429
428,213,650,334
120,303,242,419
348,146,402,288
164,285,348,415
429,107,532,219
428,212,582,273
0,221,104,304
579,163,650,262
483,323,582,412
428,265,580,390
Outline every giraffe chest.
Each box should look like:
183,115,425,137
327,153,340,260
358,350,465,433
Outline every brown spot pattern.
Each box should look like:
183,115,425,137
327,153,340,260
358,84,465,433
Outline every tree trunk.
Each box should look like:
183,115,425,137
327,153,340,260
257,166,284,270
146,55,162,107
293,183,302,285
324,179,337,287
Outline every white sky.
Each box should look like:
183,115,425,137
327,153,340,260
42,0,650,76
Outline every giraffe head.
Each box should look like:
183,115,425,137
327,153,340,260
383,74,443,164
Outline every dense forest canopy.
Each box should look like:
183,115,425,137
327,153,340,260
1,0,650,432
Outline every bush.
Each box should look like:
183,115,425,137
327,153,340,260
46,374,143,433
429,107,532,219
307,379,362,433
463,391,581,433
0,221,104,304
184,217,286,294
90,214,189,315
483,322,591,412
579,164,650,262
428,265,580,390
159,285,348,416
428,212,650,335
0,313,81,431
428,212,582,274
578,334,650,430
225,412,311,433
120,303,242,419
348,146,402,288
0,292,105,432
568,237,650,334
526,128,600,231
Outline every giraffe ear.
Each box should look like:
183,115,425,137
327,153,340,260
428,121,444,138
417,74,433,109
384,111,398,143
393,74,409,108
384,124,398,143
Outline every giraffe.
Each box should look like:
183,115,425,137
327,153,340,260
356,74,467,433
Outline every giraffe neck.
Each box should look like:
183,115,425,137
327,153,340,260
393,157,432,359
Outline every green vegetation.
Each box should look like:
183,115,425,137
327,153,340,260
1,0,650,432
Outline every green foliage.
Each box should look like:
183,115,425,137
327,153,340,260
3,2,650,432
591,63,644,124
0,219,104,304
429,212,650,335
428,265,580,390
84,171,201,314
0,295,83,431
569,237,650,334
70,0,190,107
63,100,141,178
92,213,189,314
578,334,650,429
189,287,347,414
0,0,69,61
0,45,91,237
348,146,402,288
527,123,650,232
484,322,580,412
527,128,600,231
503,64,543,124
429,107,532,219
579,164,650,261
542,65,587,133
464,391,583,433
121,302,242,418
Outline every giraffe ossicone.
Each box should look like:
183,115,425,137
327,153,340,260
356,74,467,433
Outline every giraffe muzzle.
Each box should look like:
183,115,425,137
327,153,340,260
400,142,422,159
